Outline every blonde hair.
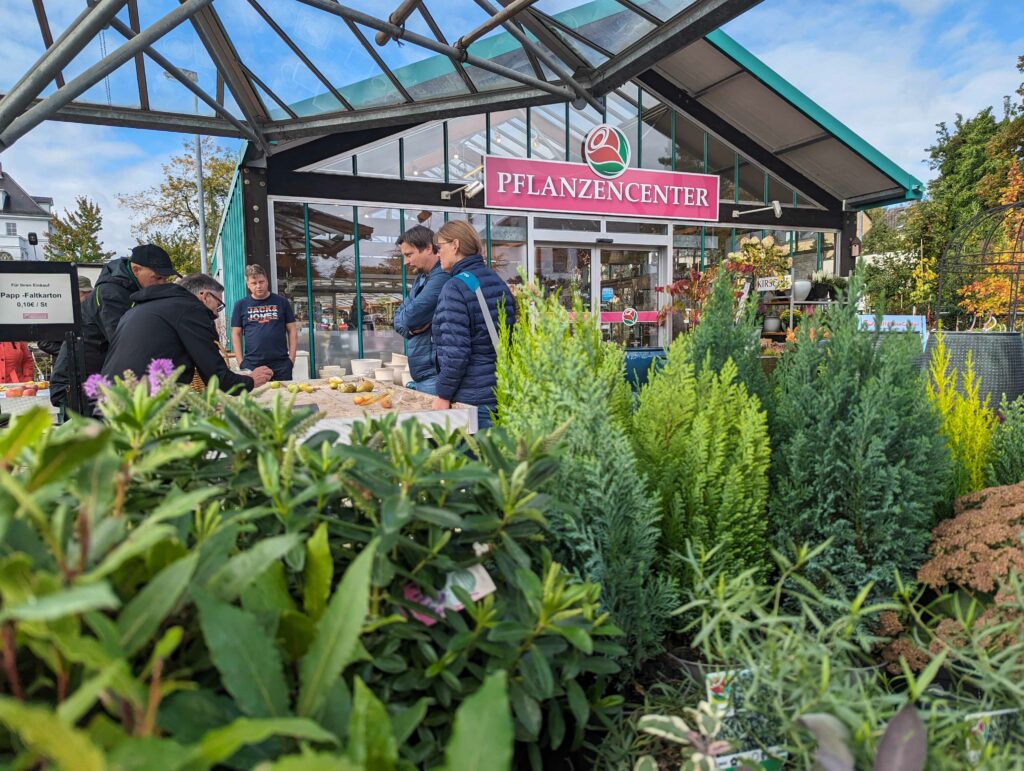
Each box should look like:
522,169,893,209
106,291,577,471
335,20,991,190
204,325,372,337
437,220,483,258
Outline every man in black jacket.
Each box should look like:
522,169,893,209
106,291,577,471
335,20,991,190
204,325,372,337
102,273,273,392
51,244,180,411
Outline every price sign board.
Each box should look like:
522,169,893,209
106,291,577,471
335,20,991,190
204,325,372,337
0,261,82,342
755,275,792,292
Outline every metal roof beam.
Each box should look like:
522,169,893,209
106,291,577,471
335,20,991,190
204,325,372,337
0,0,212,153
375,0,422,46
241,63,299,119
101,13,265,148
30,0,64,89
455,0,539,50
263,87,563,142
417,4,478,95
126,0,150,110
295,0,579,104
473,0,603,112
638,70,841,211
344,19,415,103
246,0,355,111
188,3,272,153
0,0,127,134
500,4,589,74
4,97,246,138
586,0,763,96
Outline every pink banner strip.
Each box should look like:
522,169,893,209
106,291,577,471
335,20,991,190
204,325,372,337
600,311,659,323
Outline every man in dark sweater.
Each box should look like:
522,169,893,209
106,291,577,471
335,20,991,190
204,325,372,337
103,273,273,392
51,244,180,411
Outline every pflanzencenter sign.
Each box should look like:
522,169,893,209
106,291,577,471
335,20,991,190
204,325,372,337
484,124,720,221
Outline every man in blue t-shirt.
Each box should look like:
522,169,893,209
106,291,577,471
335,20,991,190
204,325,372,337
230,264,298,381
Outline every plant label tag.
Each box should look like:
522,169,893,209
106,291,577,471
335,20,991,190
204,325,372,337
706,670,740,717
716,748,786,770
403,564,497,626
756,275,791,292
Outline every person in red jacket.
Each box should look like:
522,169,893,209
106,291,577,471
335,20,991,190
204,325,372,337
0,342,35,384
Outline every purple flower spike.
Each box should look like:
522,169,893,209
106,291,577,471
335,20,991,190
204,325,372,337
83,373,111,400
147,358,175,395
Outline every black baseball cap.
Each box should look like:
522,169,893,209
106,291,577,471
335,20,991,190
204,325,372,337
130,244,181,278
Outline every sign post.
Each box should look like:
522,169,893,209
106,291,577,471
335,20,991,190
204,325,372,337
0,262,84,416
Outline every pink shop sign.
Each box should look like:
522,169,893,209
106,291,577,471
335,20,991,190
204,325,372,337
483,156,720,221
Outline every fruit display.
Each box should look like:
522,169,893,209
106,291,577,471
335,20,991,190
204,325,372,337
0,381,47,397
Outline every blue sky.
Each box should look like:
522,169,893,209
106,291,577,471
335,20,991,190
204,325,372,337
0,0,1021,255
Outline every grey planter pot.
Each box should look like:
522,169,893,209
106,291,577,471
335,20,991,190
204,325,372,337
924,332,1024,405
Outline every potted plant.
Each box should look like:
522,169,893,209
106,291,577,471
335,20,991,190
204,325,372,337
658,266,714,333
726,235,791,295
779,308,803,330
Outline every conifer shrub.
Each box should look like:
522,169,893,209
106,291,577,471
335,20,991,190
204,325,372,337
769,273,951,601
685,267,769,408
632,340,771,579
988,396,1024,486
927,334,997,498
496,287,678,670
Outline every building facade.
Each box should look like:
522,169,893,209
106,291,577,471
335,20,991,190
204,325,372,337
0,163,52,261
214,27,923,378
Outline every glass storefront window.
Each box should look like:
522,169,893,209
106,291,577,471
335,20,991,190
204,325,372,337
793,231,819,278
535,245,591,311
821,232,836,274
356,139,401,179
529,104,568,161
403,124,445,180
703,226,733,266
737,161,766,205
273,201,314,361
568,103,603,164
706,134,736,201
489,215,527,287
673,224,701,277
674,112,705,173
768,175,794,207
535,217,600,231
490,109,529,158
607,220,668,235
640,89,673,171
448,114,486,183
356,206,406,368
605,88,640,167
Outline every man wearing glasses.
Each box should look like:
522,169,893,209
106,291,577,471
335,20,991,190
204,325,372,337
230,264,298,382
102,273,272,392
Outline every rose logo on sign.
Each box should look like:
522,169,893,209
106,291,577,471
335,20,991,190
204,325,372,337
584,124,630,179
622,307,638,326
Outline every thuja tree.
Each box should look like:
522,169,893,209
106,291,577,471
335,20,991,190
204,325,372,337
633,341,771,579
496,288,678,670
685,267,769,409
770,272,951,600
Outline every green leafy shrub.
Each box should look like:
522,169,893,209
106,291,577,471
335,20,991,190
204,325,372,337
496,287,678,672
989,396,1024,486
0,369,621,769
684,268,769,408
770,272,951,601
632,341,770,579
927,334,997,497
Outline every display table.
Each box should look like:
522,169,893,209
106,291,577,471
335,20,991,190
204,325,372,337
0,391,59,422
251,379,478,443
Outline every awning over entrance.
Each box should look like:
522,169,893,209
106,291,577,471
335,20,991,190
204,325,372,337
647,31,924,208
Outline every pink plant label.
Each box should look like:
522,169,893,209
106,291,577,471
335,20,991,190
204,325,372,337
402,564,497,627
484,155,720,221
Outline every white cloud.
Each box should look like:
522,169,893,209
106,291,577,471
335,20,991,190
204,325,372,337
725,1,1024,190
0,121,179,256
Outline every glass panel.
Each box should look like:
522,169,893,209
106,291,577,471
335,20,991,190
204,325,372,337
821,232,836,274
737,161,767,205
632,0,689,22
356,206,406,367
403,124,445,180
529,104,568,161
59,11,143,110
357,139,401,179
605,88,640,168
568,103,604,164
706,135,736,201
490,215,527,286
535,246,592,311
606,221,668,235
534,217,600,231
768,175,794,207
600,248,659,347
675,114,705,173
443,212,488,251
640,92,673,171
294,203,359,374
538,1,656,55
703,226,734,266
490,109,529,158
673,225,701,277
448,114,487,183
353,20,469,102
317,156,355,175
792,231,819,279
464,24,548,92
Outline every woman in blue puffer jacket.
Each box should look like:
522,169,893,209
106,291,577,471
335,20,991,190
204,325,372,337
430,220,516,430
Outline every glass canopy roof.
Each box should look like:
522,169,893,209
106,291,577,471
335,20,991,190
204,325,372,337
0,0,759,155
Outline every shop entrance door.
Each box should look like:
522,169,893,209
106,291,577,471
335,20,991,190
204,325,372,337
598,248,660,348
533,242,665,347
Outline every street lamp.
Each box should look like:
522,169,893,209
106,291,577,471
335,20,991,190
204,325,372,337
163,69,208,274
